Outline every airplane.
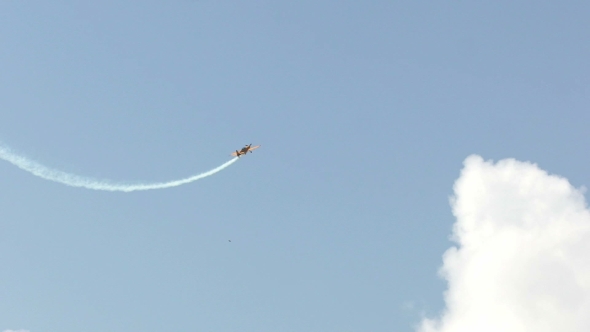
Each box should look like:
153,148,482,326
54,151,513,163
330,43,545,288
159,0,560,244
231,144,260,157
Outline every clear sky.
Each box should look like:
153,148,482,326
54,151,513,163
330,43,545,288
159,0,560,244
1,1,589,332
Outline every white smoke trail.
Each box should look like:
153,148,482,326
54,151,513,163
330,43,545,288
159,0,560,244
0,143,238,192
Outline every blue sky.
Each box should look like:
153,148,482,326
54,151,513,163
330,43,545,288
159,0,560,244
1,1,589,331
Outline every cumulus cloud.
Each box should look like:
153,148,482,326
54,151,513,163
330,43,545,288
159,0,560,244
418,155,590,332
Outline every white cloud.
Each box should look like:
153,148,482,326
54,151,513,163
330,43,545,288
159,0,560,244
418,155,590,332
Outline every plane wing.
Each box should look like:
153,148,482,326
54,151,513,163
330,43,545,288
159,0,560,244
249,145,260,151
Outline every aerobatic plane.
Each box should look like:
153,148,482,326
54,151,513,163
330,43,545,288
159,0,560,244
231,144,260,157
